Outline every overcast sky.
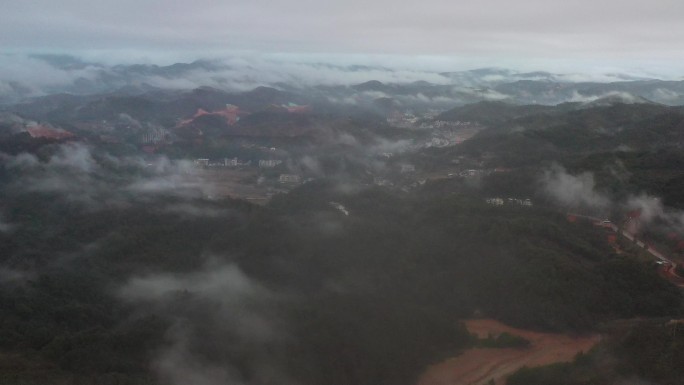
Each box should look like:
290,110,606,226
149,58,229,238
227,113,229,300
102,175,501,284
2,0,684,74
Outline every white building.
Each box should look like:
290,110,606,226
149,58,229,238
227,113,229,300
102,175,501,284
279,174,301,183
259,159,283,168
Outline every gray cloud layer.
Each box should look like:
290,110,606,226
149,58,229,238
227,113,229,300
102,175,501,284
2,0,684,73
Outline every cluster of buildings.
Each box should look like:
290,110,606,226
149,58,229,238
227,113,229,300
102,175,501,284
424,137,455,148
278,174,302,184
418,120,474,130
458,169,483,177
451,167,512,178
193,158,287,168
387,111,420,128
373,177,393,187
140,127,171,144
387,111,479,130
194,158,252,167
418,128,480,149
486,198,533,207
258,159,283,168
433,120,473,128
192,157,303,185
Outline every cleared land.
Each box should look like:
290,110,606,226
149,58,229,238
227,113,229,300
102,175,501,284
418,319,601,385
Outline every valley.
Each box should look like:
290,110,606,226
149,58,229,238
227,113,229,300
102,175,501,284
1,58,684,385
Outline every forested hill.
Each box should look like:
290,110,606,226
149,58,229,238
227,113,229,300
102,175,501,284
1,159,681,385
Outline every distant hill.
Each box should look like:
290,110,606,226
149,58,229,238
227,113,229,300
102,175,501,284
579,92,655,108
493,79,684,105
352,80,390,93
452,102,684,168
437,101,565,126
178,109,313,139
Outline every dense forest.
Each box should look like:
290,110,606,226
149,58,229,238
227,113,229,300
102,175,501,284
3,89,684,385
1,142,682,384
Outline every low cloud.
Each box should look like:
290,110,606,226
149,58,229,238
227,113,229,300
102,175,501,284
162,203,233,218
0,268,30,285
541,165,684,237
297,155,324,177
453,86,511,101
625,195,664,223
120,263,263,304
0,54,104,98
568,91,645,104
152,327,246,385
0,213,16,234
4,142,215,208
0,54,456,101
541,164,610,210
369,138,414,155
648,88,684,105
119,262,291,385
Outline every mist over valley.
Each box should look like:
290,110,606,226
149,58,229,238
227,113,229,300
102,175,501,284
2,53,684,385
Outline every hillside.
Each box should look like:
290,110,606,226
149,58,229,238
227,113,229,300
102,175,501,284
1,150,682,385
3,60,684,385
437,101,564,126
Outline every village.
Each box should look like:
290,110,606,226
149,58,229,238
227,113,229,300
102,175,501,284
387,109,485,148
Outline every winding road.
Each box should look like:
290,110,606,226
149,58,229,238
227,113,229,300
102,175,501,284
568,213,684,287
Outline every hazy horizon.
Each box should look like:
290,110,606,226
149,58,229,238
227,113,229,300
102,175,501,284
3,1,684,79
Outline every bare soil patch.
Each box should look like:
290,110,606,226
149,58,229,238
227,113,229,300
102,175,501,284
418,319,601,385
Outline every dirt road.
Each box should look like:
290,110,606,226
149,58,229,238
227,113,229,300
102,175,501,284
417,319,601,385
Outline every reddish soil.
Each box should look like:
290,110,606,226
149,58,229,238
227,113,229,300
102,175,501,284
658,265,684,287
417,319,601,385
26,125,75,139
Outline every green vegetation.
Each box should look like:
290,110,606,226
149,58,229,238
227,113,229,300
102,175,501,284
437,101,560,126
3,99,684,385
1,178,681,385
